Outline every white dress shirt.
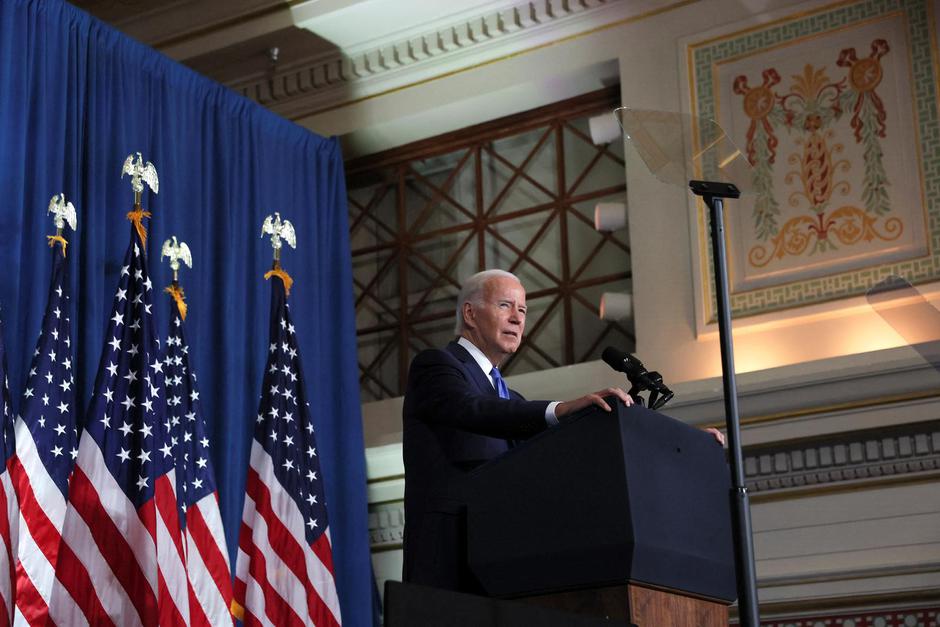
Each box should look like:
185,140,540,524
457,336,559,426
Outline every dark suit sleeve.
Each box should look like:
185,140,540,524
406,349,550,440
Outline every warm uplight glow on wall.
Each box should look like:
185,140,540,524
671,284,940,382
737,330,904,375
673,300,937,382
731,315,916,376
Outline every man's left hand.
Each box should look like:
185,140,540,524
703,427,726,446
555,387,634,419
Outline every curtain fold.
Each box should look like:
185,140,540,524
0,1,371,624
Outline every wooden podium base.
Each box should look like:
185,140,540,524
518,582,729,627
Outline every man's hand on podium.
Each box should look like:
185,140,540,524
555,387,634,420
554,388,727,447
704,427,726,446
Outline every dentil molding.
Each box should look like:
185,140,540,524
233,0,628,118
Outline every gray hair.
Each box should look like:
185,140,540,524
454,269,521,335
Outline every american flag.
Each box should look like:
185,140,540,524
233,273,342,627
0,312,17,626
49,225,190,625
8,246,79,623
162,293,233,624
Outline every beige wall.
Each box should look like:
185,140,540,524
314,0,940,619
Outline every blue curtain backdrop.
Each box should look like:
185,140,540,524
0,1,372,624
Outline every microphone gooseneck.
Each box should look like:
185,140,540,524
601,346,674,409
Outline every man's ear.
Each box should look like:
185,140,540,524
462,301,476,328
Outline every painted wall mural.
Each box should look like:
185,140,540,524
687,0,940,320
736,39,902,268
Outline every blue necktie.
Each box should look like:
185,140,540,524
490,367,510,399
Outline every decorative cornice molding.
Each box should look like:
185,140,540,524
744,420,940,494
229,0,619,114
368,500,404,550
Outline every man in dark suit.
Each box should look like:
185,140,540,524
401,269,634,591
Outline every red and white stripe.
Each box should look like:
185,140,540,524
233,440,341,627
183,492,233,625
153,472,190,627
9,416,70,625
0,465,18,627
48,435,190,626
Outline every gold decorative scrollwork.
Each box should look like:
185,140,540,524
749,215,816,267
749,206,902,268
827,206,903,245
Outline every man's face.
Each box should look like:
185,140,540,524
463,276,527,367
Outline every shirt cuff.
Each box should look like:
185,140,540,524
545,401,561,426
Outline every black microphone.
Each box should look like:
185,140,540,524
601,347,674,408
602,347,653,383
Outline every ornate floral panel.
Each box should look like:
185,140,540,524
687,0,940,320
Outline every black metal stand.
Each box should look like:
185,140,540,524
689,180,761,627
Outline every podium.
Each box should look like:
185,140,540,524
454,403,736,625
384,580,630,627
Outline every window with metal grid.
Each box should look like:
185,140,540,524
347,86,633,402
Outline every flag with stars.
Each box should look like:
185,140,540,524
233,273,341,627
8,244,79,623
163,292,233,624
0,313,18,626
49,225,190,625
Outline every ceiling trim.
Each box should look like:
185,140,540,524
228,0,668,117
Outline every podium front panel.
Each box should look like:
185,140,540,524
459,404,736,602
619,406,736,600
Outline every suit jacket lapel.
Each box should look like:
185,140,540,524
446,341,499,397
447,341,520,449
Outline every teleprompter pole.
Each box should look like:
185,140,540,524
690,180,761,627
